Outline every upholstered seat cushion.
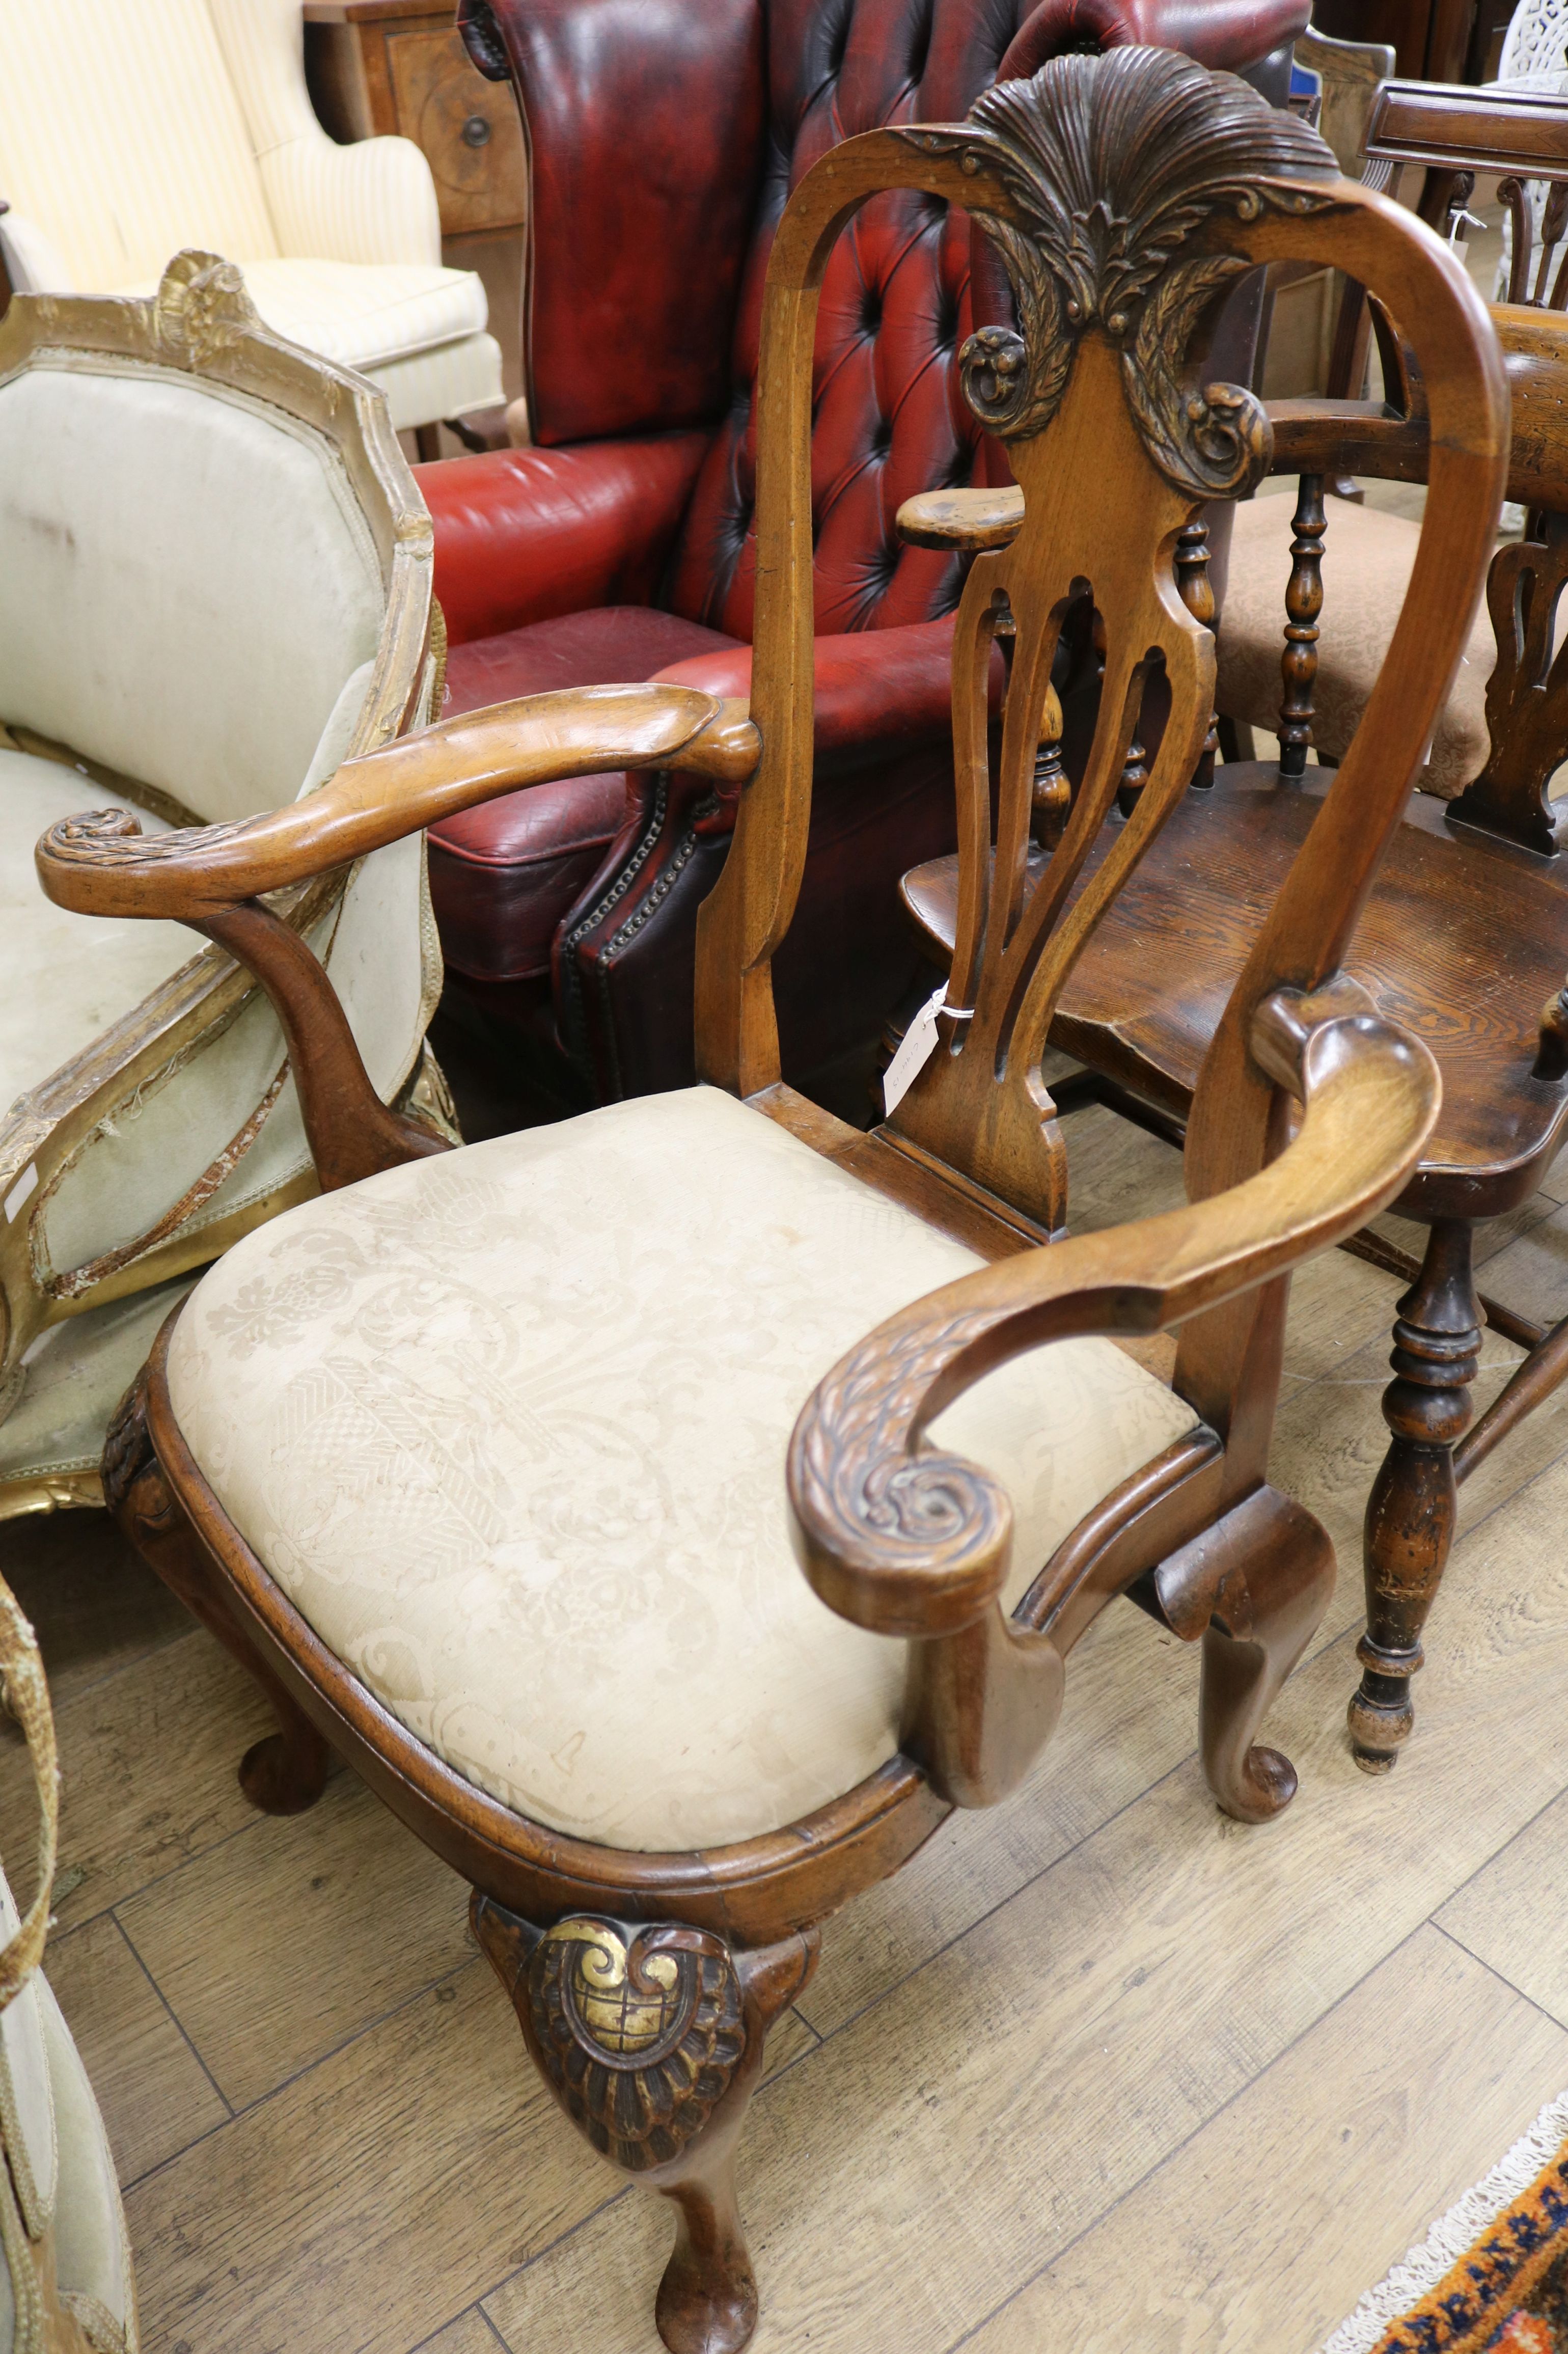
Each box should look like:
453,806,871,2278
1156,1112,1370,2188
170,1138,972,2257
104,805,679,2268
127,258,488,374
432,608,742,982
166,1086,1199,1852
0,748,193,1112
1217,495,1499,797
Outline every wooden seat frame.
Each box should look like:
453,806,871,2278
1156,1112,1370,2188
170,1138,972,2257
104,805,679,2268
34,52,1503,2354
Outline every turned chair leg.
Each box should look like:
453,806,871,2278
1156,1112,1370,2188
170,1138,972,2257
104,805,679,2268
1351,1218,1481,1773
101,1377,331,1815
473,1893,818,2354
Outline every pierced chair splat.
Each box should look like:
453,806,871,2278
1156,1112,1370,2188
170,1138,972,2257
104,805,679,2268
34,48,1503,2354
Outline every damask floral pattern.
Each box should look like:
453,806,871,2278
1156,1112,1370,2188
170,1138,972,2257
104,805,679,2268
167,1087,1198,1851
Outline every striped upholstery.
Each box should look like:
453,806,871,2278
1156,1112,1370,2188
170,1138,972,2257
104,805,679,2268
208,0,444,267
0,0,279,290
0,0,503,429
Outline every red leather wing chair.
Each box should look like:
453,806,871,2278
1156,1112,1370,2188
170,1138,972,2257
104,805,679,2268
421,0,1308,1114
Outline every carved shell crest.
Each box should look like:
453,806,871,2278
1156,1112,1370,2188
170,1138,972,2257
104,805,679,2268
527,1919,746,2172
901,48,1340,495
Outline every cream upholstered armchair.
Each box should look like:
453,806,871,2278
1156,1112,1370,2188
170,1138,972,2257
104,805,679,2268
0,253,449,1521
0,1577,137,2352
0,0,503,437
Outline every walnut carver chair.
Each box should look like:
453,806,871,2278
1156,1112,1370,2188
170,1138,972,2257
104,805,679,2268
0,253,449,1522
37,52,1502,2351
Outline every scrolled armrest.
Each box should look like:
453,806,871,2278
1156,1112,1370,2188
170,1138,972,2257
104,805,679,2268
788,994,1439,1640
35,685,760,922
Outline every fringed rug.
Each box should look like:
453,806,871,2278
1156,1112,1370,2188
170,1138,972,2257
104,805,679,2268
1322,2093,1568,2353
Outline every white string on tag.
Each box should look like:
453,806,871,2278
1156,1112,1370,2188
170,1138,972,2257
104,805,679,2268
882,987,971,1116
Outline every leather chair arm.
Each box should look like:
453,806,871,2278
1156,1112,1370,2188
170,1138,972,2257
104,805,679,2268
649,617,1005,829
788,992,1440,1805
416,432,711,646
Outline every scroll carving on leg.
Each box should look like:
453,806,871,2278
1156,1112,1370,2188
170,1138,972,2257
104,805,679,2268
472,1895,817,2354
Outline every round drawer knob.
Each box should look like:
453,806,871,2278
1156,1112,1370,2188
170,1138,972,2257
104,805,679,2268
462,113,492,148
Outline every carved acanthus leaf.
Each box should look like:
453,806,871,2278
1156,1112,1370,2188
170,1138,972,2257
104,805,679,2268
528,1919,746,2173
151,251,263,372
788,1301,1013,1604
899,49,1340,494
39,805,253,871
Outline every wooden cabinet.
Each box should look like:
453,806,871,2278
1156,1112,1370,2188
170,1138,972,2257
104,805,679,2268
304,0,526,400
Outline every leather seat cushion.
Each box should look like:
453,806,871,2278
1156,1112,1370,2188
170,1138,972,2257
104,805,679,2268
166,1085,1198,1853
431,607,741,982
0,746,193,1114
1217,494,1499,797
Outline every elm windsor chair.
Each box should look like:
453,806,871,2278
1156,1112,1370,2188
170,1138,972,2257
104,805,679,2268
35,50,1502,2352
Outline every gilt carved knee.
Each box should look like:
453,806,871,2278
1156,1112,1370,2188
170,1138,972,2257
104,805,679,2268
472,1894,817,2354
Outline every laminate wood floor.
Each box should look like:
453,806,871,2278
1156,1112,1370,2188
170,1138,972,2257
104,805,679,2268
8,1103,1568,2354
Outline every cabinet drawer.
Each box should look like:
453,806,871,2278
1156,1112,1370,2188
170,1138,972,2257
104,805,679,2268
385,24,526,236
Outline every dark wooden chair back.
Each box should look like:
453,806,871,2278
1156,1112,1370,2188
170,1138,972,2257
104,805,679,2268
698,44,1506,1434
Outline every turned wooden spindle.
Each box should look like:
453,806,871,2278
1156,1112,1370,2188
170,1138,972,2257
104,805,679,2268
1175,517,1219,788
1032,681,1069,845
1277,472,1326,781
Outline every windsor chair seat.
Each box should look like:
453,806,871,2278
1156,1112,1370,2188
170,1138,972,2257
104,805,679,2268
903,765,1568,1211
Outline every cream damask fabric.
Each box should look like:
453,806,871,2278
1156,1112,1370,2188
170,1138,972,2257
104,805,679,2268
168,1087,1200,1853
1218,495,1499,798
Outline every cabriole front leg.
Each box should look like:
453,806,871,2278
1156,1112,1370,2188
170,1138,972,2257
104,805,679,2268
472,1895,818,2354
1351,1218,1480,1773
101,1374,331,1814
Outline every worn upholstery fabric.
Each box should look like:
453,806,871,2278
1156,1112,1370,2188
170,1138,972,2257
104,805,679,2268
167,1086,1199,1852
0,367,385,823
1217,494,1498,797
0,753,192,1113
0,1280,196,1497
0,1869,136,2352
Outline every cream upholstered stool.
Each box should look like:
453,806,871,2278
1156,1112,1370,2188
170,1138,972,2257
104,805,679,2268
0,1579,137,2353
0,0,502,436
0,255,450,1521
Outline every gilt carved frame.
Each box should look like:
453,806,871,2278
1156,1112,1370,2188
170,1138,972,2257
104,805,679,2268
0,252,436,1511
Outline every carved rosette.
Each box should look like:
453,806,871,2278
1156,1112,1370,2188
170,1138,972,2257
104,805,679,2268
527,1920,747,2172
151,251,263,371
900,49,1340,496
788,1301,1015,1634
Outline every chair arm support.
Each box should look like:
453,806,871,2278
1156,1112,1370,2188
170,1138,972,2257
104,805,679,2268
417,435,711,645
788,992,1439,1647
35,686,761,922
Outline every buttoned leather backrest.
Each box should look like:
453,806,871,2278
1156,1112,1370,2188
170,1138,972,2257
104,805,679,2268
0,0,279,291
667,0,1047,640
478,0,1306,642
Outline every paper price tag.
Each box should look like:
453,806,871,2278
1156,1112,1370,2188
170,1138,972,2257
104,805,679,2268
883,986,966,1115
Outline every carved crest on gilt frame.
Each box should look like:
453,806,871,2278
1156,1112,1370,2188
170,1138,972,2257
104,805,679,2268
899,49,1339,495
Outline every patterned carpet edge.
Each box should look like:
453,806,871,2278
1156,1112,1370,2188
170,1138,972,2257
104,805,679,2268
1319,2089,1568,2354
